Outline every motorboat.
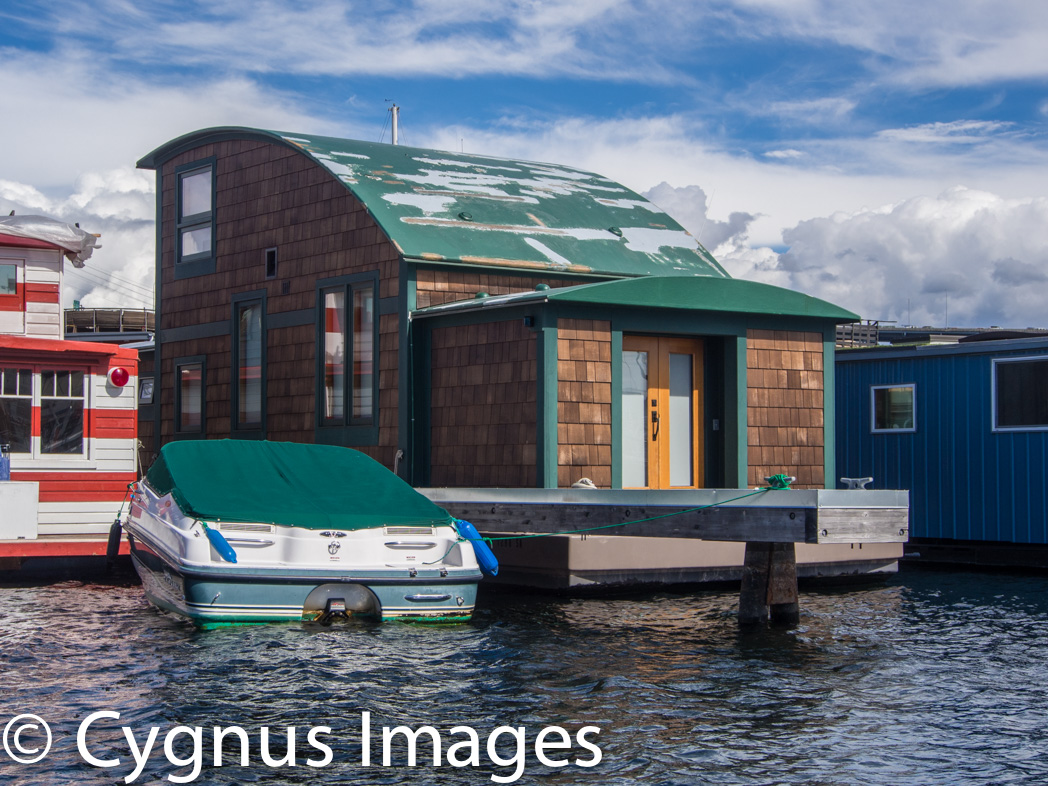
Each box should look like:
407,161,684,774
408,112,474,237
121,440,495,625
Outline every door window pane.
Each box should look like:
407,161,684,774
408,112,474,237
622,350,648,487
237,303,263,427
669,353,693,487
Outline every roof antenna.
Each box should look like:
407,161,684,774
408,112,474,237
388,102,399,146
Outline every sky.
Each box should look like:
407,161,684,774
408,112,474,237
3,0,1048,327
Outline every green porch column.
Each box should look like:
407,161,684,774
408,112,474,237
822,330,836,490
725,334,749,488
536,319,559,489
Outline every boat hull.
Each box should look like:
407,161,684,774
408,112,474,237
128,532,479,624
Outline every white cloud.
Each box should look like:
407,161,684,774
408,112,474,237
739,187,1048,328
763,149,804,160
877,120,1013,145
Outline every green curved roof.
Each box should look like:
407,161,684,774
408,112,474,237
139,127,728,279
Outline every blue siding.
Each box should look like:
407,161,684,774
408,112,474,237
836,343,1048,545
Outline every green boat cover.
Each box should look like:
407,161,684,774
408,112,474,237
145,440,453,530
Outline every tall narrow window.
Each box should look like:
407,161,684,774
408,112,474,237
264,247,278,279
352,287,374,420
317,274,377,445
175,359,204,434
40,370,85,454
174,159,215,278
236,301,263,429
0,367,32,454
323,289,346,422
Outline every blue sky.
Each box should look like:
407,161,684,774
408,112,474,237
3,0,1048,326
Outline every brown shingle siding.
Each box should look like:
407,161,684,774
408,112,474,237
557,319,612,488
746,329,825,489
428,320,538,487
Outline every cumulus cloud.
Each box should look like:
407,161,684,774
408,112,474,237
0,169,156,310
739,187,1048,327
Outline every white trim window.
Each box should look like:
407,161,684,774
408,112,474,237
993,356,1048,431
871,384,916,433
0,366,87,456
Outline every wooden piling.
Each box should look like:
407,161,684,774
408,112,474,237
739,542,800,625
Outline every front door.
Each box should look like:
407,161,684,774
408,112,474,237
622,336,704,489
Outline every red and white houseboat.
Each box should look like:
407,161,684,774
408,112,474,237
1,215,139,543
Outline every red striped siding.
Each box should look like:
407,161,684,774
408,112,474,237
10,471,137,502
24,282,60,304
89,408,137,439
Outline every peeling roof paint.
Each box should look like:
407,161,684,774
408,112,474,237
139,127,729,279
277,131,728,279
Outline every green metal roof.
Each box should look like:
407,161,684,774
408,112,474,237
139,127,728,280
413,275,859,323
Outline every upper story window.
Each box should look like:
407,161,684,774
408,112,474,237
0,366,86,456
174,158,216,279
994,356,1048,431
871,384,915,432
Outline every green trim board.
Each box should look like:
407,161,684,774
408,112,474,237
139,127,727,281
413,275,857,324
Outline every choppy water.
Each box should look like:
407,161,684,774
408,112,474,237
2,570,1048,785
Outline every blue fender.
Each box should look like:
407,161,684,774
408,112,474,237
454,519,499,577
203,524,238,564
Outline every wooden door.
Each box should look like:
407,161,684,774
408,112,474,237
622,336,704,489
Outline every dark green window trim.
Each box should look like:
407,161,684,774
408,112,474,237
174,157,217,280
231,290,266,440
173,356,206,438
315,271,379,447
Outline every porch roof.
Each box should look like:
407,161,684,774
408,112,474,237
412,275,859,323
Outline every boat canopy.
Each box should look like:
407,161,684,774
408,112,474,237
145,440,453,530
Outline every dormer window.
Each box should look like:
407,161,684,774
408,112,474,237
174,158,216,278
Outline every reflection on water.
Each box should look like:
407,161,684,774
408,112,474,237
2,571,1048,784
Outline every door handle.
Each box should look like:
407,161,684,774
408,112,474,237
651,410,660,440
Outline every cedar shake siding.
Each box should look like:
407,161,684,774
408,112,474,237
429,320,537,487
156,138,400,467
557,319,613,488
415,269,590,308
746,329,825,489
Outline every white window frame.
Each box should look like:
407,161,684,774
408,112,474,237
992,355,1048,432
0,365,90,459
870,383,916,433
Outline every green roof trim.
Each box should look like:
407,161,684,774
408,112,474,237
138,127,728,280
145,440,453,530
412,275,858,323
550,276,859,321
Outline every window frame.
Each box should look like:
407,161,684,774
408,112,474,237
992,355,1048,432
0,365,89,458
0,257,24,313
315,271,379,446
174,157,217,279
264,247,278,280
870,383,916,433
231,290,266,439
173,357,206,436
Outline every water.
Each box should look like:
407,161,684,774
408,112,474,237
2,570,1048,785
